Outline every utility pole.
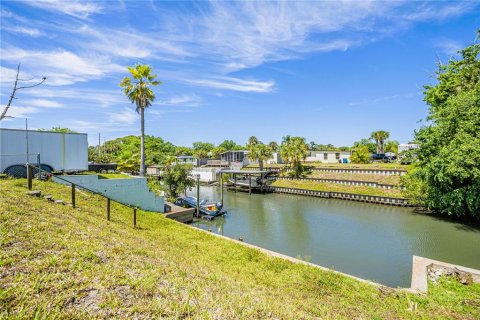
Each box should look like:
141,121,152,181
98,132,101,159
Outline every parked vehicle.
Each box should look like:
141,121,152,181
88,162,118,173
371,153,396,162
0,128,88,177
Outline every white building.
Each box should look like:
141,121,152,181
304,150,351,164
398,144,419,154
266,152,283,164
174,155,198,166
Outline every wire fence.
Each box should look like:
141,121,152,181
24,164,140,227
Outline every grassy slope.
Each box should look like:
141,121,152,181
304,171,401,185
247,163,411,170
1,179,479,319
272,179,405,198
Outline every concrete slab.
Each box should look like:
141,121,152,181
411,255,480,292
165,202,194,223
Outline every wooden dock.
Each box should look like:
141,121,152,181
164,202,195,223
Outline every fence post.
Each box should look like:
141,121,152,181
71,183,76,208
26,164,32,190
133,208,137,228
107,198,111,221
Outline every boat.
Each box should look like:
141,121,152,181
175,196,226,217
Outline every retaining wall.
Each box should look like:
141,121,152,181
272,186,411,206
273,176,405,190
53,175,164,212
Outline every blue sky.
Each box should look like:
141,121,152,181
1,1,479,147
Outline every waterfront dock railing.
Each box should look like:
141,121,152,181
272,186,411,206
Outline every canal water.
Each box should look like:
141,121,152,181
188,186,480,288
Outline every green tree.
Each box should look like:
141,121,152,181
211,146,227,159
218,140,238,151
353,138,377,154
248,143,273,171
405,34,480,220
163,164,195,200
248,136,259,146
174,146,193,156
385,140,399,154
38,127,77,133
120,64,161,176
370,130,390,154
350,145,371,164
268,141,278,152
280,136,308,178
116,150,140,173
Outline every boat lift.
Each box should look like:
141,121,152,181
219,169,274,201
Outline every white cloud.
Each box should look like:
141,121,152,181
435,40,463,56
109,107,137,125
21,99,62,108
4,106,38,118
157,94,202,107
185,77,275,93
405,2,476,21
24,0,102,19
0,66,20,83
0,46,124,86
3,26,43,37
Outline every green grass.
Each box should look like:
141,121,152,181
306,171,402,185
1,178,479,319
272,179,405,198
247,162,411,170
75,172,133,179
98,173,133,179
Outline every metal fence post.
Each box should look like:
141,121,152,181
133,208,137,227
107,198,111,221
26,164,32,190
196,174,200,217
71,183,76,208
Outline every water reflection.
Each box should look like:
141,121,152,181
189,186,480,287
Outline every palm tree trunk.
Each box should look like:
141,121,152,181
259,159,264,171
140,107,145,176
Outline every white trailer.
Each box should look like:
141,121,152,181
0,128,88,176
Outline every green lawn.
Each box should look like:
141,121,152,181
75,172,133,179
1,179,479,319
306,171,402,185
272,179,405,198
247,162,411,170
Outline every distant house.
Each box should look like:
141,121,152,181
174,155,198,166
266,152,283,164
221,150,248,164
305,150,351,163
398,144,419,154
146,165,163,176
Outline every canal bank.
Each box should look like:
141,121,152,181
188,185,480,288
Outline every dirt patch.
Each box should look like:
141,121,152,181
65,288,101,313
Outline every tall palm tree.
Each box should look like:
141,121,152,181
280,136,308,177
268,141,278,152
370,130,390,154
248,136,259,146
120,64,161,176
248,143,272,171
